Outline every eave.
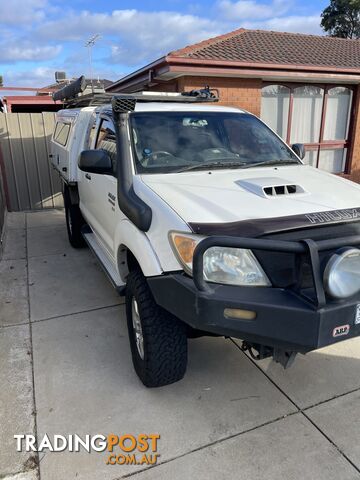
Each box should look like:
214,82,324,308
107,55,360,93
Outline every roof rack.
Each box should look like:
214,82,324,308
53,76,219,109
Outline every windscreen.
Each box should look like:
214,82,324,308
130,112,298,174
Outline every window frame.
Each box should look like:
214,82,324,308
86,112,99,150
95,115,117,176
261,82,356,174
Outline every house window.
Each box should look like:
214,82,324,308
261,84,353,173
261,85,290,139
290,86,324,145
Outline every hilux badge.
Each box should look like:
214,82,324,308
333,325,350,338
355,305,360,325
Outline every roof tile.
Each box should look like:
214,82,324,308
169,29,360,70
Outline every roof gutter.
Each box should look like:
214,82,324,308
166,64,360,84
106,56,167,91
166,56,360,75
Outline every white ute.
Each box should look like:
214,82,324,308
51,76,360,387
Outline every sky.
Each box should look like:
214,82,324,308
0,0,330,87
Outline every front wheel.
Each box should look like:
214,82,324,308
126,269,188,387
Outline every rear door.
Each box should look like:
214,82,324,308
77,111,98,226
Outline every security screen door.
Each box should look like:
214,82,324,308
261,84,353,173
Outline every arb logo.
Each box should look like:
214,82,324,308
333,324,350,338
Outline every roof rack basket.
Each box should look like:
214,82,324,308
53,76,219,109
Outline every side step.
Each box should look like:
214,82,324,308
82,229,125,295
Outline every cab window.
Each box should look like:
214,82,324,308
53,122,71,146
96,118,117,174
130,112,297,174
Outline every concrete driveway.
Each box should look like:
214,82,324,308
1,209,360,480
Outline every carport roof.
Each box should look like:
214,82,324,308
170,29,360,70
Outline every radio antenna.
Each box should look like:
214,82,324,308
85,34,101,94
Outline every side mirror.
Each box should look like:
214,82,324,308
78,150,113,174
291,143,306,160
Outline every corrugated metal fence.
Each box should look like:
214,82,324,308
0,112,63,211
0,167,5,239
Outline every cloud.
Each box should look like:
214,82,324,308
217,0,292,20
0,0,47,25
36,9,224,65
0,42,62,63
2,3,324,87
3,67,57,87
33,5,323,67
0,0,61,65
241,15,322,34
216,0,321,35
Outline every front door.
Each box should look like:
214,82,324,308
85,116,121,259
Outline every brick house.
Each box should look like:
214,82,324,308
107,28,360,182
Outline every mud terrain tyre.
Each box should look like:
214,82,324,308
64,186,86,248
126,269,188,387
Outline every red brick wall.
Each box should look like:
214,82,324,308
177,76,262,116
150,81,179,92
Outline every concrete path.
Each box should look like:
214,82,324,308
1,209,360,480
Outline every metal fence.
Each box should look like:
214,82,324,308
0,167,5,242
0,112,63,211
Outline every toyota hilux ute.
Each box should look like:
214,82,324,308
51,76,360,387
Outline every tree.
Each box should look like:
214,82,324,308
321,0,360,38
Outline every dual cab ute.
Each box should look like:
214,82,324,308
51,76,360,387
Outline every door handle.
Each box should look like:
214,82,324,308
85,173,92,180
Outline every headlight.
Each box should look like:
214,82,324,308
203,246,270,286
324,247,360,299
169,232,270,287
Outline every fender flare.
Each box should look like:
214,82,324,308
115,219,162,280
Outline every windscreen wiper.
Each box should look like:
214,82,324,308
240,159,300,169
178,161,247,173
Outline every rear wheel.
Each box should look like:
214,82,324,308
63,186,86,248
126,269,188,387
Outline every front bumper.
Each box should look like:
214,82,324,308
148,233,360,353
148,274,360,353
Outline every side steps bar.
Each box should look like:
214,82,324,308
82,226,126,295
